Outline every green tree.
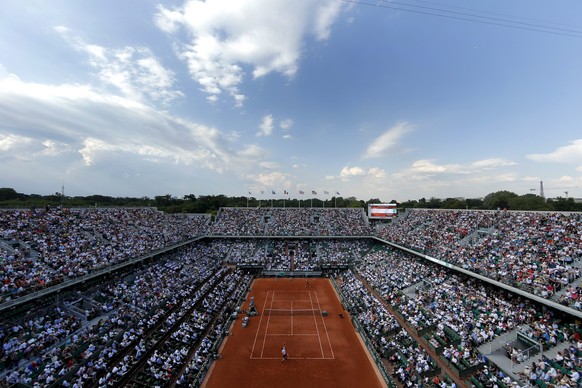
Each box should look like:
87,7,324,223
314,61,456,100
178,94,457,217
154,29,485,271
482,190,518,210
508,194,548,210
427,197,442,209
441,197,466,209
399,199,417,209
0,188,20,201
548,197,578,211
465,198,484,209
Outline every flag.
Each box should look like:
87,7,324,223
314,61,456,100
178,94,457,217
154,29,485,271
312,190,317,195
324,191,329,195
336,191,340,195
261,190,264,194
284,190,288,195
272,190,276,195
299,190,304,195
248,191,251,195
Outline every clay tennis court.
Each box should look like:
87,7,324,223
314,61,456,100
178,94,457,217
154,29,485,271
202,277,386,388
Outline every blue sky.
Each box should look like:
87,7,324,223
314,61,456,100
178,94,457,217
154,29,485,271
1,0,581,202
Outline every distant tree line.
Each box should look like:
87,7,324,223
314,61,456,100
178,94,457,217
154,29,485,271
0,187,580,214
398,190,581,212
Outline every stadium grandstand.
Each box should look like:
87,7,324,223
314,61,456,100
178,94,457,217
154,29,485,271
1,206,582,387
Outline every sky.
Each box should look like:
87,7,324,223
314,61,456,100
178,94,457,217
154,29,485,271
1,0,582,202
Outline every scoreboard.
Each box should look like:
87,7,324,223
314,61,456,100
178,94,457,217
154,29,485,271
368,203,397,219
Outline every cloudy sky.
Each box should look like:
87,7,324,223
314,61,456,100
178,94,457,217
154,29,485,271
1,0,582,202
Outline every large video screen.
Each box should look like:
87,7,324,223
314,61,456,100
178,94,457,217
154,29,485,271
368,203,397,219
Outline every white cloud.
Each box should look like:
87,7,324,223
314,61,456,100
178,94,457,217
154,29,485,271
340,166,366,178
155,0,342,106
283,134,292,140
410,159,448,174
40,139,73,157
387,158,520,199
280,118,293,129
527,140,582,169
407,158,516,175
153,7,184,34
254,171,291,188
313,1,342,40
471,159,516,169
363,121,414,158
0,74,266,184
55,27,183,105
335,166,387,182
259,161,280,170
368,167,386,178
257,114,274,137
0,134,33,151
237,144,266,159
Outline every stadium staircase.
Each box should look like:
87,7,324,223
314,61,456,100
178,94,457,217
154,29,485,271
478,330,571,385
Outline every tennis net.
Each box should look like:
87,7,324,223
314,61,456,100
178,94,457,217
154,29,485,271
262,308,320,316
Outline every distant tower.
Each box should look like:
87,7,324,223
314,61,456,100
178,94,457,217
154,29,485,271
539,180,545,199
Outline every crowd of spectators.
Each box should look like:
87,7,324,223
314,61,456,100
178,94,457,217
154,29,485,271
377,210,582,303
206,238,372,272
518,341,582,387
128,269,247,387
209,207,371,237
1,245,226,387
2,205,582,387
338,270,442,386
208,208,265,236
174,271,252,386
377,209,496,253
354,245,582,387
339,270,401,353
357,248,435,299
0,208,210,302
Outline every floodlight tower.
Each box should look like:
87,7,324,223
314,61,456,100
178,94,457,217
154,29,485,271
539,180,545,199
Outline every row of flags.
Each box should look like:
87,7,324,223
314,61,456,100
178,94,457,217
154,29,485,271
248,190,340,196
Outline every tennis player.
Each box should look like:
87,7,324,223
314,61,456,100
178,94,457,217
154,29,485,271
281,344,288,362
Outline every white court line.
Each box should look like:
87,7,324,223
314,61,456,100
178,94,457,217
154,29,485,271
266,333,318,336
250,290,336,361
291,300,293,336
308,290,325,358
250,290,270,359
314,289,335,359
250,357,335,360
259,290,277,358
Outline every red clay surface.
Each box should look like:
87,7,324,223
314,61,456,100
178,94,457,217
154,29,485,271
202,277,386,388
